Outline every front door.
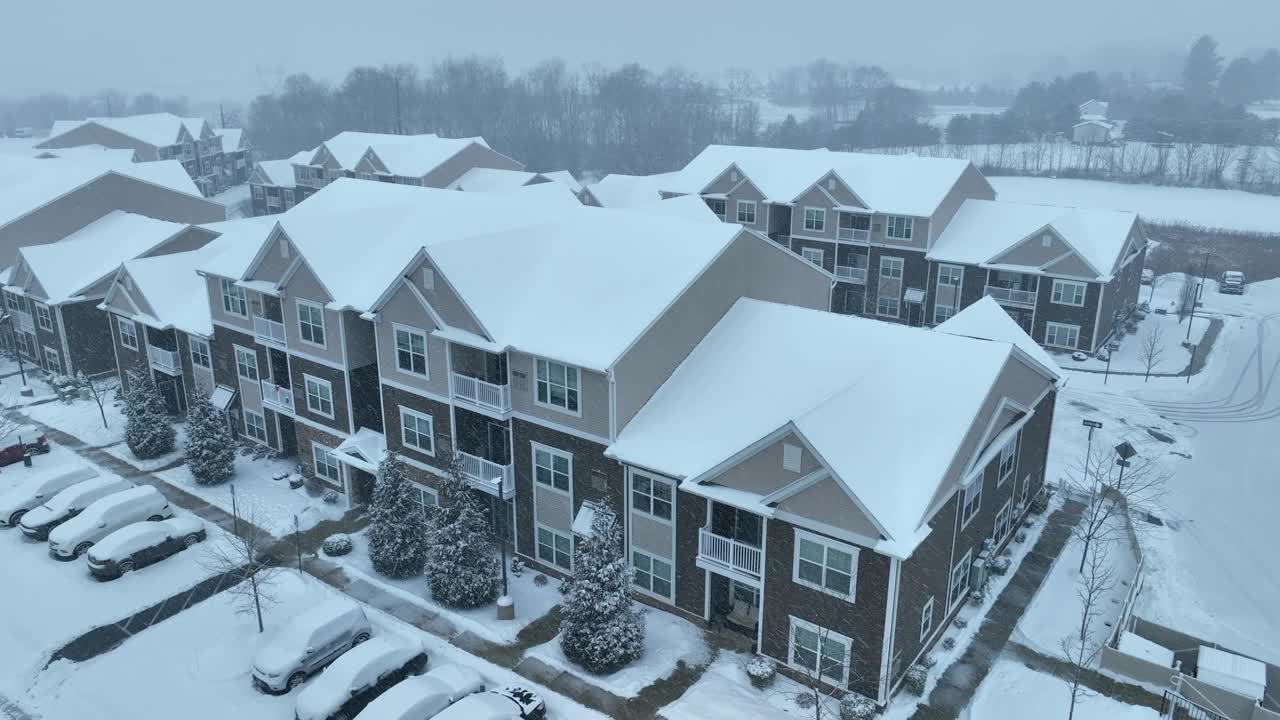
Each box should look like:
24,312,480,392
351,469,375,505
155,374,182,415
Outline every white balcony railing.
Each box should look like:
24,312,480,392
697,527,763,580
458,451,514,499
147,345,181,375
835,266,868,284
451,372,511,414
837,227,870,242
984,285,1038,307
253,316,287,346
13,310,33,334
260,380,294,412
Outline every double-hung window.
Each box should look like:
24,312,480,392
998,432,1018,484
394,326,428,376
296,300,325,346
234,346,258,381
1045,322,1080,349
535,357,579,414
304,375,334,418
632,550,673,599
880,256,904,280
789,617,850,686
803,207,826,233
243,410,267,443
533,445,571,492
221,278,247,316
43,347,61,375
537,525,572,570
949,549,972,611
252,185,265,200
960,479,982,529
920,596,935,640
1051,279,1087,306
736,200,756,224
631,473,673,521
312,442,341,483
33,303,52,331
801,247,825,267
994,499,1013,545
189,337,211,369
399,407,434,455
885,215,914,240
413,485,438,515
117,317,139,350
794,530,858,599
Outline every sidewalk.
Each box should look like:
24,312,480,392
910,497,1086,720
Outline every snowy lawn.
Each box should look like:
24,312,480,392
1055,312,1211,376
155,449,342,537
22,394,127,447
0,443,87,490
528,607,710,698
0,371,57,406
330,530,561,645
103,422,188,471
969,660,1159,719
661,649,848,720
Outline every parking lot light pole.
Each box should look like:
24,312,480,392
1187,252,1213,342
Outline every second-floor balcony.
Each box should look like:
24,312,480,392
451,372,511,415
835,265,868,284
837,227,870,242
697,527,764,585
260,379,294,413
984,285,1038,307
253,316,287,347
147,346,181,376
458,450,515,499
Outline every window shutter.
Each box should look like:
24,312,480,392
782,443,802,472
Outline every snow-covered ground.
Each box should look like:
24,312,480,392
754,99,814,126
990,176,1280,234
529,608,709,698
662,650,848,720
1056,310,1210,376
155,450,340,537
213,184,251,220
331,530,561,645
929,104,1006,128
969,660,1159,719
22,392,127,448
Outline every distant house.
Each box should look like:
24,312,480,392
1072,119,1116,145
1078,99,1110,119
248,150,311,216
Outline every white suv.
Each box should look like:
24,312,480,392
252,601,373,694
47,485,172,560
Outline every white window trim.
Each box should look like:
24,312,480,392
43,346,61,374
803,207,827,233
220,278,247,317
998,432,1018,485
189,336,211,369
531,442,572,495
1050,279,1087,307
117,317,139,351
920,596,935,641
792,528,859,601
533,356,582,417
630,472,674,523
631,548,674,601
1044,322,1081,350
949,548,973,612
392,323,430,379
885,215,914,241
800,247,825,266
735,200,757,225
879,256,904,280
33,303,52,331
303,374,335,419
398,406,435,456
994,497,1014,545
295,299,327,348
312,441,342,483
243,409,268,444
412,483,438,515
233,344,258,382
536,523,574,571
876,295,900,319
960,479,982,530
788,616,852,686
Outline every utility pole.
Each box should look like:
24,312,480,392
1187,252,1211,342
219,103,226,129
393,76,403,135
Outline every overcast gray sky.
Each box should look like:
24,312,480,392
2,0,1273,100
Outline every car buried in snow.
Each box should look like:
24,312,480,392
0,463,97,527
85,516,207,579
46,485,172,559
18,475,133,540
252,601,374,694
430,686,547,720
294,636,429,720
0,425,50,466
353,663,486,720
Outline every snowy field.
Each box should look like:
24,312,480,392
155,451,340,537
929,104,1006,128
990,176,1280,234
529,608,709,698
1056,310,1210,377
331,530,561,645
969,660,1158,719
662,650,847,720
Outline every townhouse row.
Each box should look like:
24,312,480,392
589,145,1148,354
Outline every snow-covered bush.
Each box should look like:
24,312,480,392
322,534,352,556
559,506,645,674
990,555,1012,576
794,692,816,710
969,588,986,605
185,396,235,485
368,452,430,578
1029,491,1050,515
533,573,549,587
903,663,929,696
425,455,499,607
921,653,937,669
942,636,956,651
839,694,876,720
745,657,776,689
954,617,968,629
322,489,339,504
124,370,175,459
510,555,525,578
1014,531,1028,544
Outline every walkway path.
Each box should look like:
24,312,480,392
909,497,1086,720
1005,642,1163,710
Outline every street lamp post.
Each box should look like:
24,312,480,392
1186,252,1213,342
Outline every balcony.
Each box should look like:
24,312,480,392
984,285,1038,307
13,311,33,334
451,372,511,415
147,346,181,375
835,265,868,284
837,227,870,242
458,451,514,499
260,380,294,413
253,316,287,347
697,528,763,585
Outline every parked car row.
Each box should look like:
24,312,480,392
253,601,546,720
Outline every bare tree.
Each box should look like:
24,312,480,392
74,372,115,429
1176,272,1198,322
1060,543,1117,720
1070,443,1169,573
1138,324,1165,382
200,505,283,633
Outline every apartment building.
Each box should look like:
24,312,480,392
214,129,254,187
2,212,217,377
248,151,311,216
36,113,250,196
636,144,1147,353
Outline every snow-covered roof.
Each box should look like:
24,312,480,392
584,172,679,208
1074,119,1114,129
41,113,198,148
197,216,280,279
253,159,297,187
619,194,721,223
450,167,538,192
311,131,425,169
539,170,583,194
928,198,1138,280
333,428,387,473
214,128,243,151
31,146,138,165
608,298,1024,555
308,132,498,178
1117,632,1174,667
1197,647,1267,699
16,211,189,304
0,157,203,228
111,235,240,336
936,297,1060,380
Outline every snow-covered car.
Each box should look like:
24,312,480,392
1141,268,1154,285
0,464,97,527
0,425,49,466
1220,271,1246,294
85,516,207,579
47,485,172,560
18,475,133,540
252,601,373,694
294,637,428,720
353,664,484,720
431,687,546,720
